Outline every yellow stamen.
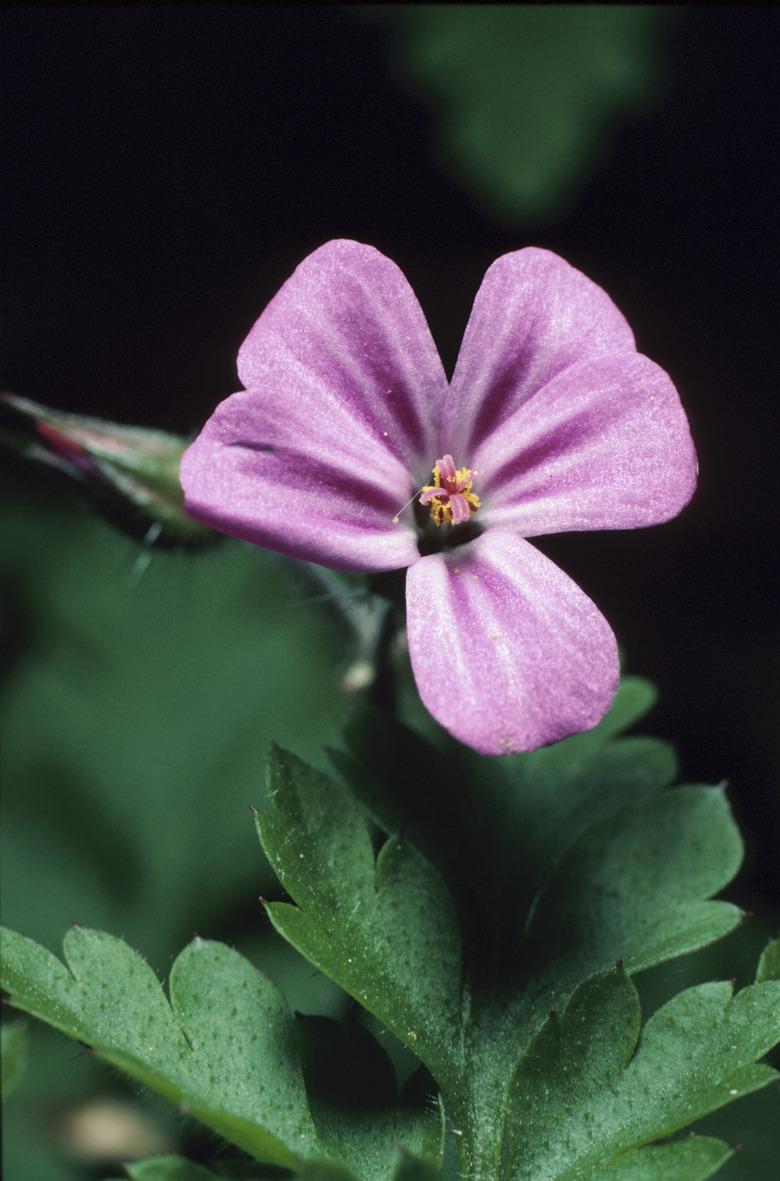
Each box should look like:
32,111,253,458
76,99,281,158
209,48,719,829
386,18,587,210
421,462,481,527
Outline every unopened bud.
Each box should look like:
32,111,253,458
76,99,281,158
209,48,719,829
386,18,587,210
1,393,215,547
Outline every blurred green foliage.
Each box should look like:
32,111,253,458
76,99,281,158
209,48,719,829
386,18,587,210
1,476,353,1178
372,5,671,223
1,1021,29,1101
1,482,351,960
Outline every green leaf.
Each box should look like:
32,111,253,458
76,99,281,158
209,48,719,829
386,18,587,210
332,677,684,936
264,680,754,1179
296,1016,444,1179
756,937,780,983
260,749,463,1086
0,926,316,1165
340,678,741,973
110,1159,286,1181
122,1158,223,1181
369,6,672,223
503,969,780,1180
136,1153,439,1181
293,1153,443,1181
0,925,442,1178
524,786,743,978
577,1137,732,1181
113,1158,359,1181
1,1021,29,1100
113,1158,423,1181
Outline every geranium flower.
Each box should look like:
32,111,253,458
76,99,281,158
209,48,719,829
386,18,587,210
181,241,696,755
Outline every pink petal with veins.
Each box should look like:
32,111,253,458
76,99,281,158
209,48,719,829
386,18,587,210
406,529,619,755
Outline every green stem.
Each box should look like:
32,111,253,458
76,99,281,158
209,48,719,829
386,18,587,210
449,1090,505,1181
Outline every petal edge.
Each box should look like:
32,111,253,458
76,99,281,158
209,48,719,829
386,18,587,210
237,239,448,478
475,351,697,535
444,247,636,458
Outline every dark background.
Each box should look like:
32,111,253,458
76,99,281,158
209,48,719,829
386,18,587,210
2,5,779,1177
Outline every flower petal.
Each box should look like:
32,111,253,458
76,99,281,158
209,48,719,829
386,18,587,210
406,529,618,755
237,239,448,478
474,352,697,535
443,248,636,458
180,387,420,572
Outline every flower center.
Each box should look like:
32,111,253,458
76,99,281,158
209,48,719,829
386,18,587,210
419,454,480,527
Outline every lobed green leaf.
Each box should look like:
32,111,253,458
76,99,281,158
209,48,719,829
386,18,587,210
503,969,780,1180
0,925,315,1165
260,748,463,1084
0,925,442,1178
266,678,770,1179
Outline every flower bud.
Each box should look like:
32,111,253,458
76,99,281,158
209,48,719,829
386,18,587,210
1,392,216,547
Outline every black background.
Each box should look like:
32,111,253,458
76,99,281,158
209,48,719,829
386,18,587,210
3,5,779,912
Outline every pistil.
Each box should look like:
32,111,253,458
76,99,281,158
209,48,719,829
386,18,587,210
419,454,480,527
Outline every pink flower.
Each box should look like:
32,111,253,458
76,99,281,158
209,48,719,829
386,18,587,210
181,241,696,755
